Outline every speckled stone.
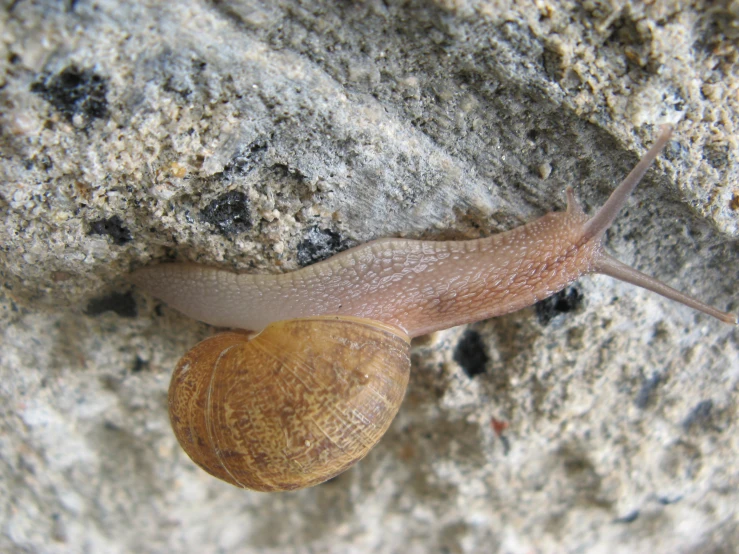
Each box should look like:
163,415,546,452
1,1,738,553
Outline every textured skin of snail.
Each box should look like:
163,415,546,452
168,316,410,492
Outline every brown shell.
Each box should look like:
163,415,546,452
168,316,411,492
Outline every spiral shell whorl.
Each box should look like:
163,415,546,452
168,316,411,492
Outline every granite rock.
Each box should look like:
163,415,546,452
1,1,738,552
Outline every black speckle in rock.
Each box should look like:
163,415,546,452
85,292,137,318
535,285,583,325
499,435,511,456
223,140,269,177
89,216,132,246
201,190,252,235
682,399,715,432
103,420,122,431
31,66,108,125
297,227,350,266
614,510,640,524
634,372,662,409
132,356,149,373
453,330,489,378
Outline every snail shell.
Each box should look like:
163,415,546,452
168,315,411,491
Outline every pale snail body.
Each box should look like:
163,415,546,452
131,126,737,492
133,207,596,338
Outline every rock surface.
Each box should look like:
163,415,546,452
1,1,738,552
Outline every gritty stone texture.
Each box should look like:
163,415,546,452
1,1,738,553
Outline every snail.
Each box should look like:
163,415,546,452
131,125,737,492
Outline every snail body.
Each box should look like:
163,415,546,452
134,206,596,338
132,126,737,491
